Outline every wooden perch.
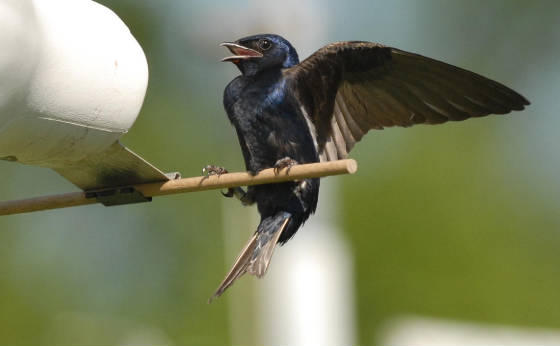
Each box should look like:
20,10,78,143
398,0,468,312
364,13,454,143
0,159,357,216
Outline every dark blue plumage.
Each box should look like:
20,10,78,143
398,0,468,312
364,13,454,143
223,35,320,244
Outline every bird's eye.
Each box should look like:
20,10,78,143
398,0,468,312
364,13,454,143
259,39,272,51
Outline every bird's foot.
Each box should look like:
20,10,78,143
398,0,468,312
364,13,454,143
221,188,235,198
273,157,298,175
202,165,231,197
202,165,254,204
221,186,255,206
202,165,229,177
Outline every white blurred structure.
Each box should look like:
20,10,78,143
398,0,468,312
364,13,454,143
381,316,560,346
258,182,357,346
221,182,356,346
0,0,168,190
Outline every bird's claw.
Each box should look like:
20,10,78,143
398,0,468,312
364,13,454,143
273,157,298,175
221,188,235,198
202,165,229,177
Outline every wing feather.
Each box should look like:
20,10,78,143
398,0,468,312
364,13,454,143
285,42,529,161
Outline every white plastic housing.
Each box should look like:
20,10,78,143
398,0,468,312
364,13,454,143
0,0,148,166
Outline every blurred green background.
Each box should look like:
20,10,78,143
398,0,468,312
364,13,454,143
1,0,559,345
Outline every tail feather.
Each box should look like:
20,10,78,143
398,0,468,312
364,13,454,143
208,232,259,303
247,216,290,277
209,212,291,303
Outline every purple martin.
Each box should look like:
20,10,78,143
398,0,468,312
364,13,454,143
208,34,529,301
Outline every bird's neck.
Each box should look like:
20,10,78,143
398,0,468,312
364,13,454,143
243,67,283,82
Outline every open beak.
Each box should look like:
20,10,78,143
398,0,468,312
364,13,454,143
220,42,263,62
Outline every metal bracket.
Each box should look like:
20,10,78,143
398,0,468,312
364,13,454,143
82,171,179,207
165,171,181,180
85,187,152,206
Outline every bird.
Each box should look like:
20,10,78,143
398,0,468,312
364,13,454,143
207,33,529,301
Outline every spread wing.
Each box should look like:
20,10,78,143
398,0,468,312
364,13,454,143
284,41,530,161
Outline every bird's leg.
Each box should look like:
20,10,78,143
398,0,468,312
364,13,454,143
273,157,298,175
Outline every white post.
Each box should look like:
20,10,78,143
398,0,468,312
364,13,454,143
221,181,357,346
256,181,357,346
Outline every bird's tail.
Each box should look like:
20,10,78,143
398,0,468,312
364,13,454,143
209,211,292,302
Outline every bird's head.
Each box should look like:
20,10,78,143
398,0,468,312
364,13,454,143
221,34,299,76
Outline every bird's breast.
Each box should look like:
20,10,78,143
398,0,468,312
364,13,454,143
224,74,319,169
266,130,299,152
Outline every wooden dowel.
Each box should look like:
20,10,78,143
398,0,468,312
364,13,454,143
0,191,97,216
0,159,357,216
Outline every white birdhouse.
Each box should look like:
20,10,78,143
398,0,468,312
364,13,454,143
0,0,169,191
